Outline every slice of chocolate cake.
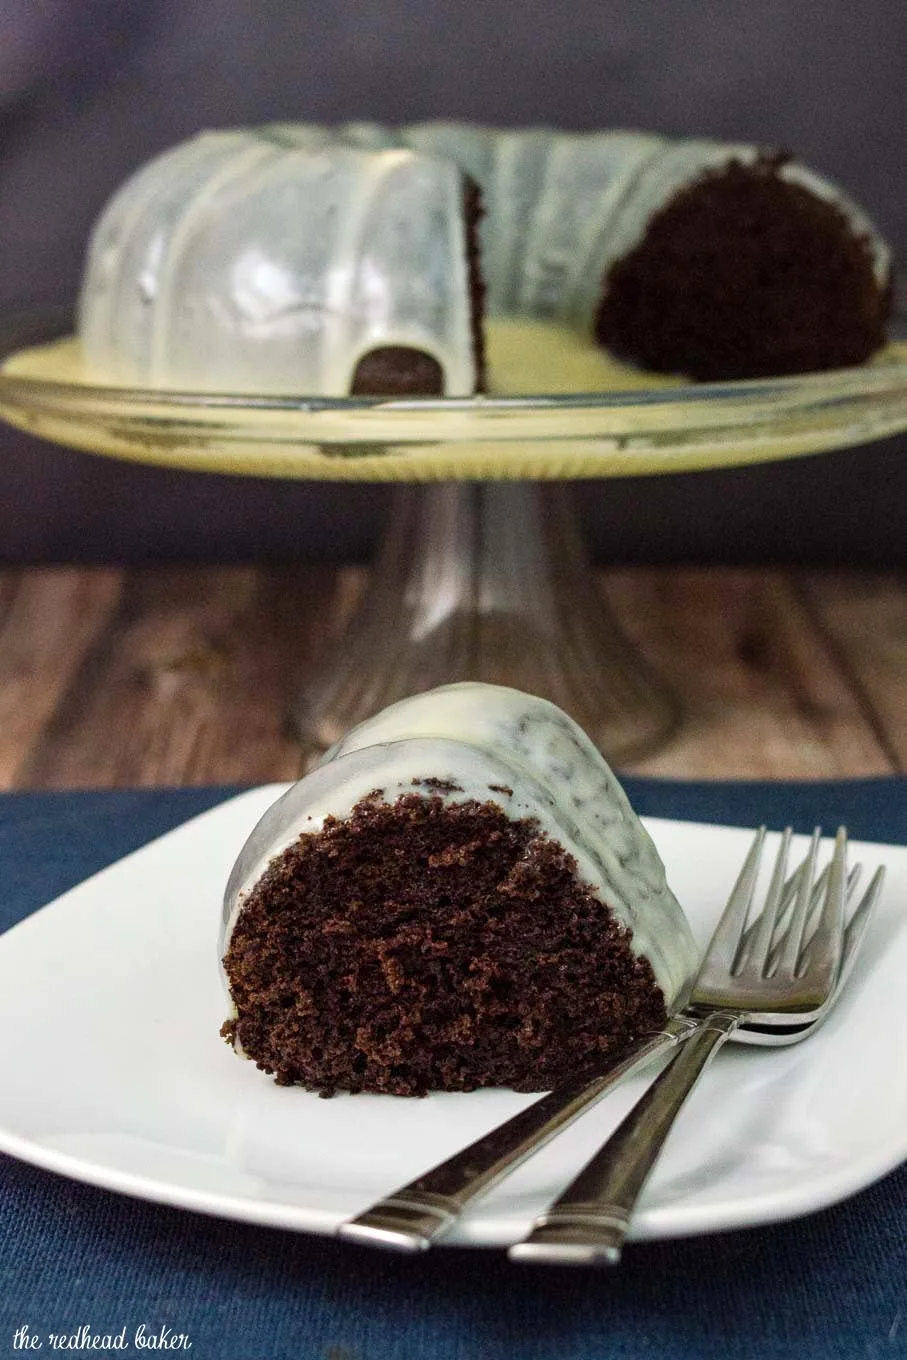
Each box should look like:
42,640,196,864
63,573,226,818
220,684,698,1096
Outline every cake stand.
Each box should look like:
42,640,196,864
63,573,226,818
3,311,907,763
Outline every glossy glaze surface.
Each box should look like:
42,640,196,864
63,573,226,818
79,133,475,396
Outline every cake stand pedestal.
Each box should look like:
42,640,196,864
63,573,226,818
296,481,677,760
3,314,907,766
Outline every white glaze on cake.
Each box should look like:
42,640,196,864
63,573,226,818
221,683,699,1011
79,131,476,396
79,122,891,396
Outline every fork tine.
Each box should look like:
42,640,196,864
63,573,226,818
840,864,882,960
801,862,881,979
775,827,822,976
795,827,847,985
765,861,861,973
698,826,766,977
740,826,792,974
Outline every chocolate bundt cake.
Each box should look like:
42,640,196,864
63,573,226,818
79,122,893,394
220,683,698,1097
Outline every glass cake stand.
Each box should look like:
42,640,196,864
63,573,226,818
3,311,907,763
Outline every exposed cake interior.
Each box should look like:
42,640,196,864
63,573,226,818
595,156,890,380
221,789,667,1096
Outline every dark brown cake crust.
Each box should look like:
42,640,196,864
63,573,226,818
221,793,666,1096
348,176,487,398
595,154,891,381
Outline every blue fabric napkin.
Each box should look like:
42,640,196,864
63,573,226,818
1,781,905,1360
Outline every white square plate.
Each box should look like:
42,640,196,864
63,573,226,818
0,786,905,1248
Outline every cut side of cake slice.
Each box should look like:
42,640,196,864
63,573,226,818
220,684,698,1096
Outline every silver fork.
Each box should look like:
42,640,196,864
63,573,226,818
507,825,865,1264
337,827,882,1254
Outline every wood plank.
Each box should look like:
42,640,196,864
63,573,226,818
3,563,901,789
799,570,907,769
602,567,895,779
17,565,359,790
0,567,123,788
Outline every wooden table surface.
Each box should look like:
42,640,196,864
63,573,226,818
1,562,905,790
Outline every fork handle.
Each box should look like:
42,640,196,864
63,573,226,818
509,1011,739,1266
337,1017,699,1252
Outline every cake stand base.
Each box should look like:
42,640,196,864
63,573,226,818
294,482,679,764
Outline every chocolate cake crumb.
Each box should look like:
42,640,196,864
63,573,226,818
221,793,666,1096
488,784,514,797
596,155,890,380
415,777,464,793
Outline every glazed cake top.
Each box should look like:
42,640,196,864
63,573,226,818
222,682,699,1009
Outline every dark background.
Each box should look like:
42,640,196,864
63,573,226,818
1,0,904,566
